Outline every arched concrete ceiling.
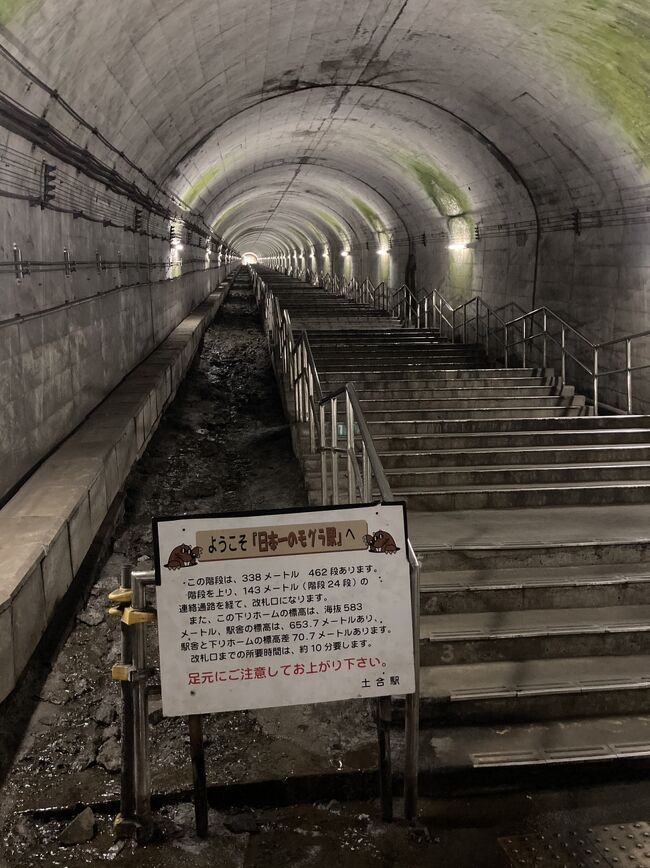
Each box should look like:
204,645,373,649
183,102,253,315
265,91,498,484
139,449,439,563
2,0,648,257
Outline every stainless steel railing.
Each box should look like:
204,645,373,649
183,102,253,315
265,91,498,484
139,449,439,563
251,265,421,820
305,267,650,415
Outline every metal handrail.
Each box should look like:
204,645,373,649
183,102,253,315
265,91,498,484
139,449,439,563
251,265,420,818
261,263,650,415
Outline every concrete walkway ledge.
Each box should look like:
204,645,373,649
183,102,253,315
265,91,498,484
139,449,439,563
0,280,231,703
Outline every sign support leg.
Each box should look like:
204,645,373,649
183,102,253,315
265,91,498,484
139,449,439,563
189,714,209,837
376,695,393,822
116,565,137,838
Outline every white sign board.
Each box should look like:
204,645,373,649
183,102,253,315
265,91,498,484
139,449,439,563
153,503,415,717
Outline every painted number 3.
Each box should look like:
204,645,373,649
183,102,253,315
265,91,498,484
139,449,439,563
440,644,454,663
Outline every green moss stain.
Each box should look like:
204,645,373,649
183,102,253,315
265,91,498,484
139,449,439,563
402,154,475,294
183,165,224,207
212,203,237,229
316,209,345,239
403,156,472,218
351,196,386,237
493,0,650,163
0,0,37,25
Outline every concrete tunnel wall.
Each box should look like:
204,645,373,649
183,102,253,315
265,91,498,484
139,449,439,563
0,0,648,702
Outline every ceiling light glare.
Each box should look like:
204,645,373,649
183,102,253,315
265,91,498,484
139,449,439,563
447,242,468,251
341,250,349,257
377,248,389,256
172,243,184,251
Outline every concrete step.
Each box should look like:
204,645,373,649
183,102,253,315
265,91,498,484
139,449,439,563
360,394,577,411
319,367,553,383
419,714,650,769
386,461,650,489
364,407,590,427
378,443,650,469
419,605,650,665
349,384,564,400
307,329,442,338
293,321,396,331
317,359,485,371
304,444,650,473
306,458,650,490
420,562,650,613
370,429,650,453
396,479,650,510
419,656,650,724
362,415,648,437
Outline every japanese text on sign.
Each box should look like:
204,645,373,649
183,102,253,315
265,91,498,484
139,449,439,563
154,504,415,717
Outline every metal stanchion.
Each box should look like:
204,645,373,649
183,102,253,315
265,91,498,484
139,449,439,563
189,715,209,837
110,565,137,839
108,568,156,843
376,696,393,822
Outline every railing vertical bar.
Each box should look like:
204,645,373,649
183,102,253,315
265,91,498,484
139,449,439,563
346,394,355,503
522,319,527,368
320,403,328,505
331,397,339,505
627,339,633,414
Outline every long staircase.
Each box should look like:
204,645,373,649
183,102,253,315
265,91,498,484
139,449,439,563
256,266,650,771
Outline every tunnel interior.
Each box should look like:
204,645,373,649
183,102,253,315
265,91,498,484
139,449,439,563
0,0,649,718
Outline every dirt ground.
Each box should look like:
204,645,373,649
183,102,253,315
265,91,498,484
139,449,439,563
0,276,433,867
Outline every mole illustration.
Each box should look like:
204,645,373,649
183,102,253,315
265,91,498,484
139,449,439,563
164,543,203,570
363,530,400,554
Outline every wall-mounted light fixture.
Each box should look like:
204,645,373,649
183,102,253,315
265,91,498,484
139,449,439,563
377,248,389,256
447,242,469,251
341,250,349,257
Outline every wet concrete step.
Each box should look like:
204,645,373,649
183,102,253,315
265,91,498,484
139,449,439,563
307,329,440,338
420,714,650,769
319,367,553,382
316,359,485,371
363,406,589,426
386,461,650,488
293,321,397,330
418,656,650,724
419,605,650,665
418,535,650,579
308,335,444,345
362,414,644,437
395,479,650,510
419,562,650,613
378,443,650,468
359,394,577,411
347,384,564,400
320,377,558,392
369,425,650,453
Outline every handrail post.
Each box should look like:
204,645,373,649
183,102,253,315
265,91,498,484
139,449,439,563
331,397,339,505
475,298,479,345
346,394,355,503
462,305,467,344
561,326,566,382
626,338,633,414
522,319,527,368
593,346,599,414
320,403,327,504
362,443,371,501
308,364,316,452
504,323,509,368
